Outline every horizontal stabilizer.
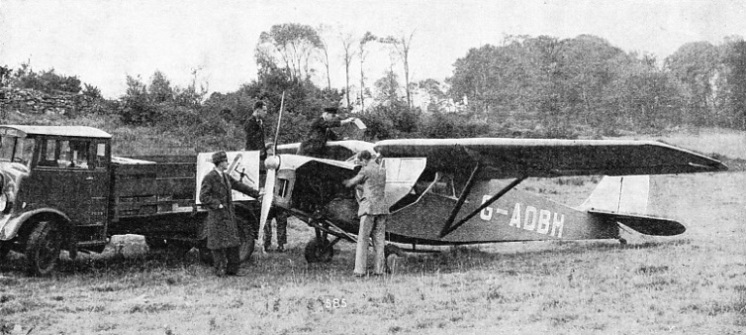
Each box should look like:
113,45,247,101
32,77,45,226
588,209,686,236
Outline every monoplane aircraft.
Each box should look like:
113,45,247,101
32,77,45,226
251,136,727,263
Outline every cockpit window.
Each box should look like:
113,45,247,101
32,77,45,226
431,173,456,198
0,136,35,167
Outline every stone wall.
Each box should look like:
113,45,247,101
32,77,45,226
0,87,111,116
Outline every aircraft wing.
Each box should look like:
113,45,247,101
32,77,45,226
374,138,727,179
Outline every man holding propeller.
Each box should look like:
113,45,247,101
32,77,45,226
244,99,289,253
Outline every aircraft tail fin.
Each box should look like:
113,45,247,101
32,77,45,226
579,176,685,236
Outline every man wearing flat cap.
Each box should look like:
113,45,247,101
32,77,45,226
297,106,357,157
199,151,261,276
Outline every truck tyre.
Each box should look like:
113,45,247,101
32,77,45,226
25,221,62,276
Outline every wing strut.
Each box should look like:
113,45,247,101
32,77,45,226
439,162,482,238
439,176,527,238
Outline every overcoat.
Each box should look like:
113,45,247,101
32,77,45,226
199,169,260,250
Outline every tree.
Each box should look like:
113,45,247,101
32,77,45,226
82,83,102,100
8,61,83,94
664,42,720,125
121,75,155,124
380,31,416,111
0,65,11,87
374,68,400,102
148,70,173,103
358,31,377,112
722,39,746,129
316,24,333,90
339,32,357,109
257,23,323,82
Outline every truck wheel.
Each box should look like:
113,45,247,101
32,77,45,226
239,239,255,263
25,221,62,276
304,237,334,263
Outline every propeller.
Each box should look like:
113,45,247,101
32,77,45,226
258,92,285,252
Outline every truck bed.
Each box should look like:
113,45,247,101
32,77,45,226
111,155,197,219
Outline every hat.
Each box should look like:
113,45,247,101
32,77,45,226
323,106,339,114
212,151,228,165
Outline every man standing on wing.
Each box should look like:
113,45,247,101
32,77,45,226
343,150,389,277
200,151,261,276
297,106,356,158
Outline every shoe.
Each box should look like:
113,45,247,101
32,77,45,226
214,269,226,277
263,245,272,253
353,272,366,277
277,245,285,253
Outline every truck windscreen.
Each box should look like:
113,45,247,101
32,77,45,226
0,136,35,166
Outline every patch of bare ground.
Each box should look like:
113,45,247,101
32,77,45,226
0,129,743,334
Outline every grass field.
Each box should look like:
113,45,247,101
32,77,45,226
0,129,744,334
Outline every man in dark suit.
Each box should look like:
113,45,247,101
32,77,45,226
245,101,268,160
244,100,289,253
199,151,261,276
343,150,389,277
297,106,357,157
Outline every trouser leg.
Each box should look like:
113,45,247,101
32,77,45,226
276,209,288,246
371,215,387,275
211,248,227,276
354,215,374,275
226,246,241,275
263,216,273,247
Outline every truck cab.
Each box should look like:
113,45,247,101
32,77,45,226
0,125,111,275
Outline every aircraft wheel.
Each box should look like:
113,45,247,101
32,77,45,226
25,221,62,276
619,238,628,245
239,238,255,263
304,237,334,263
384,244,405,258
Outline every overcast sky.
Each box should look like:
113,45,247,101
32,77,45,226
2,0,745,98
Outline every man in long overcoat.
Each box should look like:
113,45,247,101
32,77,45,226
200,151,260,276
343,150,389,276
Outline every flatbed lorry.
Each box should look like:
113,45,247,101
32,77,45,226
0,125,260,275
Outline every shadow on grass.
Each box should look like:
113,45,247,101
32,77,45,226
0,246,205,277
401,238,692,275
0,238,691,279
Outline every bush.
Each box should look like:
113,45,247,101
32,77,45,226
419,112,490,138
